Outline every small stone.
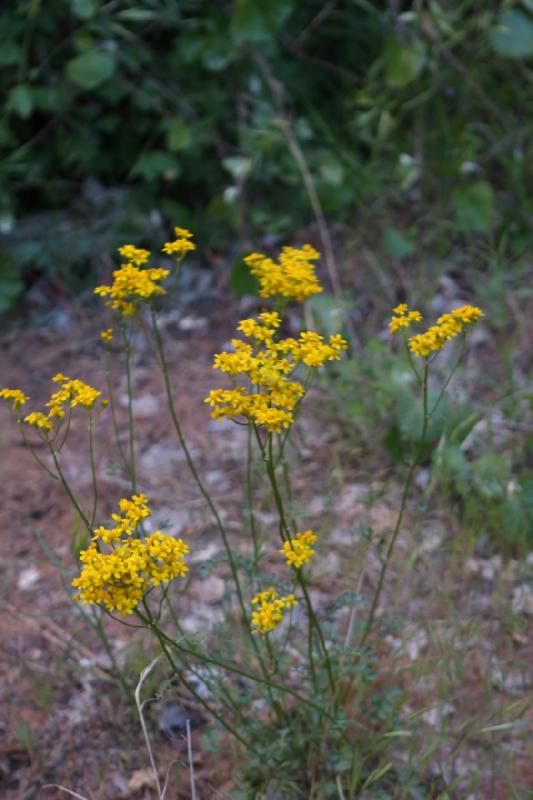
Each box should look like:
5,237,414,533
18,567,40,590
512,585,533,616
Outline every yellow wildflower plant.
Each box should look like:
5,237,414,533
95,260,169,316
100,328,114,344
281,530,317,569
19,374,104,431
244,244,322,303
72,533,189,615
205,311,347,433
251,588,298,634
408,305,484,358
46,374,102,418
0,388,29,410
72,494,189,615
389,304,423,334
94,493,151,544
117,244,151,266
162,226,196,256
23,411,53,431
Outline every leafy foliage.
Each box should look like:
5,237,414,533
1,1,531,309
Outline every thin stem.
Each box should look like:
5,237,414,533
19,425,59,480
429,336,466,417
48,444,92,534
138,607,260,756
147,615,342,728
246,423,262,571
104,348,129,470
88,415,98,528
265,433,335,694
360,361,430,647
122,325,137,493
150,311,247,618
149,310,276,689
91,608,131,697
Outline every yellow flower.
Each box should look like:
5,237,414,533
244,244,322,303
73,495,189,615
118,244,151,266
47,375,102,414
389,305,423,334
95,261,169,316
408,305,484,358
100,328,114,344
24,411,53,431
281,530,317,569
205,311,347,433
251,588,298,634
162,226,196,256
94,493,151,544
0,388,29,410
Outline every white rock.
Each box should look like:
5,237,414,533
18,567,40,590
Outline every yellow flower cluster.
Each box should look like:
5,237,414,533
118,244,150,266
45,373,102,418
100,328,114,344
0,388,29,410
281,530,317,569
24,411,53,431
205,312,347,433
162,227,196,256
95,261,169,316
251,588,297,634
14,374,104,432
408,305,484,357
72,495,189,615
93,493,151,544
389,304,423,333
244,244,322,302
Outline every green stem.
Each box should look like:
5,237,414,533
360,361,430,647
48,444,92,534
104,348,129,470
143,611,340,727
246,423,262,571
149,310,276,694
150,311,247,620
91,608,131,697
137,606,260,756
122,325,137,493
88,415,98,528
19,426,59,480
265,433,335,695
429,336,466,417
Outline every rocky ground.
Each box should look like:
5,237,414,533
0,276,531,799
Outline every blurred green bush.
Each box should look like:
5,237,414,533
0,0,532,305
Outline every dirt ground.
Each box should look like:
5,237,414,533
0,287,531,799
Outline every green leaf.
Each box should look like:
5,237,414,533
7,85,34,119
383,36,426,88
309,293,350,337
66,51,116,90
229,252,260,296
131,151,180,181
165,116,192,152
319,155,345,187
222,157,252,181
116,9,159,22
489,10,533,60
453,181,494,232
233,0,293,42
0,252,24,313
383,228,414,259
70,0,96,20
